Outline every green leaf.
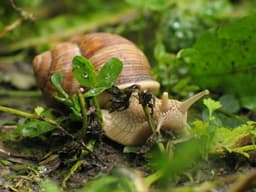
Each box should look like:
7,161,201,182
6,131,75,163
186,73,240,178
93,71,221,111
72,56,96,88
40,179,61,192
71,95,81,113
69,95,82,119
240,96,256,112
179,14,256,109
125,0,167,11
203,98,222,120
123,146,140,153
150,137,207,185
34,106,44,116
211,122,256,156
79,170,136,192
84,87,107,98
52,92,73,107
51,72,69,98
79,176,119,192
96,58,123,88
16,120,55,137
219,94,240,113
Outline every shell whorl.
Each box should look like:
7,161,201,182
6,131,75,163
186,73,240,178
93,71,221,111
33,33,159,106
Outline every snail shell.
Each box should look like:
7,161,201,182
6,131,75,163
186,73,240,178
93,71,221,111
33,32,160,106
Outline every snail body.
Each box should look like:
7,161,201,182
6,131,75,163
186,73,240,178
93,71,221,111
102,90,209,146
33,32,209,146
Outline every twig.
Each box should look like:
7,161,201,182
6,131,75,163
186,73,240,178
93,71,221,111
0,8,138,53
0,0,35,38
0,148,11,157
9,0,35,22
0,125,17,129
0,90,41,97
0,19,23,38
227,170,256,192
61,159,83,189
145,170,163,188
0,105,74,139
0,147,38,162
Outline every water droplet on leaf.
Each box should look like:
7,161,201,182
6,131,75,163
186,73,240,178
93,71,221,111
83,73,88,79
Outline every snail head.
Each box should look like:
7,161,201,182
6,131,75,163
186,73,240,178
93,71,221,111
157,90,209,135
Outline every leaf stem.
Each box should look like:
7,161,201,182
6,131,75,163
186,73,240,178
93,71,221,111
61,159,83,189
145,170,163,187
92,96,103,124
78,91,88,139
142,105,156,133
0,105,36,119
0,105,74,139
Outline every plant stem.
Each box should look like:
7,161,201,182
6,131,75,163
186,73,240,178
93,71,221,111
0,90,41,97
61,159,83,189
0,105,36,119
142,105,156,133
78,91,88,139
0,8,138,53
145,170,163,187
0,18,23,38
0,105,74,139
92,96,103,123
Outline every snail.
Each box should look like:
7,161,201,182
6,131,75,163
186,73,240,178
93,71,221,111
33,32,209,146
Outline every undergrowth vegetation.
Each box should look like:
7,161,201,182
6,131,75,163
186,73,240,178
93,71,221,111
0,0,256,191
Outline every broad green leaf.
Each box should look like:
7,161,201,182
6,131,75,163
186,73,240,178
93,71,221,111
84,87,107,98
219,94,240,113
72,56,96,88
96,58,123,88
179,14,256,110
51,72,69,98
240,96,256,112
16,120,55,137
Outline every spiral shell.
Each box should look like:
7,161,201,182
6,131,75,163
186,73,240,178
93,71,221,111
33,32,160,106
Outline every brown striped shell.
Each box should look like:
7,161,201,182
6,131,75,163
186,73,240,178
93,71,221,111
33,32,160,106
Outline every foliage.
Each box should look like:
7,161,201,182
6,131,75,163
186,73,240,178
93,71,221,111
78,169,142,192
1,0,256,192
178,14,256,111
40,180,62,192
72,56,123,97
9,56,123,138
211,121,256,157
125,0,168,11
160,0,232,53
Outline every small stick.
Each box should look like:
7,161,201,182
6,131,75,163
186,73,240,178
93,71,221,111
61,160,83,189
0,0,35,38
0,105,74,139
0,125,17,129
